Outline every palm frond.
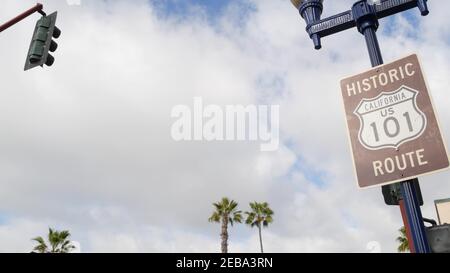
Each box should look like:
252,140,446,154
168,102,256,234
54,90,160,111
396,226,409,253
31,228,75,253
245,201,274,229
232,211,242,224
209,212,221,223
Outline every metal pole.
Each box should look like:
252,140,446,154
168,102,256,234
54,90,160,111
400,180,431,252
399,199,416,253
0,3,44,33
363,27,383,67
363,23,431,253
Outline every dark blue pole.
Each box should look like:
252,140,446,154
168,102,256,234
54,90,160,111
363,27,383,67
355,1,431,253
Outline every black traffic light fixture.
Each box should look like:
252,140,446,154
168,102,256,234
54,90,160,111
382,179,423,206
24,11,60,71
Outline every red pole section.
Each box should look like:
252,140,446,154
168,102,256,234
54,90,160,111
0,3,43,33
399,199,416,253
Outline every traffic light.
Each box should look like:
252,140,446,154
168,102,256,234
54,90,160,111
382,183,401,206
382,179,424,206
24,12,60,71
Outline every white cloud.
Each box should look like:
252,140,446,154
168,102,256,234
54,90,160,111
0,218,45,253
0,0,449,253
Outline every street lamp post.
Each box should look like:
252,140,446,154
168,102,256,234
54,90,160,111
291,0,432,253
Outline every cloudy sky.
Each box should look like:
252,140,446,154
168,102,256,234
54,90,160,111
0,0,449,253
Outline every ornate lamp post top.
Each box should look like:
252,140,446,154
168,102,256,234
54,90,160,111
290,0,429,50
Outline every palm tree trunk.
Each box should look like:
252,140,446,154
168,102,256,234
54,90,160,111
258,224,264,253
221,216,229,253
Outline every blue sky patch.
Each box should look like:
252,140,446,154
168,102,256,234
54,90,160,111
0,212,11,225
381,9,421,40
283,153,330,190
150,0,256,27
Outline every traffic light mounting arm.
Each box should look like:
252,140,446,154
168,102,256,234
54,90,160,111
0,3,45,33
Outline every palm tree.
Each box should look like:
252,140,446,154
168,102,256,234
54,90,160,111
32,228,76,253
208,197,242,253
245,202,274,253
396,226,409,253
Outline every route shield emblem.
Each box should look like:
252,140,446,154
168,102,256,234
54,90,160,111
354,85,427,150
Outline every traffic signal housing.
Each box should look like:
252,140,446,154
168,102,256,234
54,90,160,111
24,11,60,71
382,179,424,206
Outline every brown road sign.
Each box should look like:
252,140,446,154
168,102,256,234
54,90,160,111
340,54,449,189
